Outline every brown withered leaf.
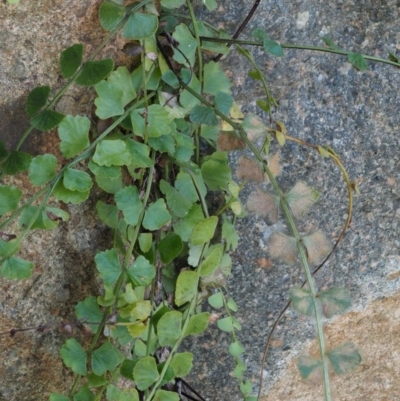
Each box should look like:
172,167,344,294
236,157,264,182
264,153,281,182
217,131,246,151
286,181,320,219
268,232,298,265
246,188,279,223
302,229,331,265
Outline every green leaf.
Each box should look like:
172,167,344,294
106,384,120,401
131,104,171,138
199,245,223,277
1,151,32,175
96,201,119,228
187,243,203,267
190,105,218,126
133,356,160,391
172,23,197,67
60,44,83,78
195,22,228,54
160,179,193,218
327,342,361,375
229,341,245,357
252,28,283,57
201,152,231,190
170,352,193,377
73,385,94,401
203,61,231,95
63,168,92,192
175,270,198,306
158,233,183,264
93,139,131,167
122,13,158,40
0,185,22,215
227,297,238,312
60,338,87,375
30,110,65,131
95,249,122,286
138,233,152,253
75,296,103,332
76,59,114,86
119,389,140,401
162,70,180,89
153,390,179,401
208,292,224,309
289,286,314,316
321,36,341,50
95,66,136,119
58,115,90,159
91,341,124,376
190,216,218,245
131,300,152,321
49,394,70,401
248,70,262,80
174,171,200,203
202,0,217,11
131,64,161,92
53,180,90,204
222,216,239,251
173,204,204,242
87,373,108,387
26,86,50,117
179,72,201,109
19,206,69,230
0,239,19,258
147,134,175,154
214,92,233,115
142,199,171,231
94,81,124,119
161,0,185,8
217,316,233,332
347,53,368,71
99,1,126,30
125,138,153,168
88,161,122,194
28,154,57,186
233,359,246,380
157,311,182,346
127,255,156,287
318,287,351,318
115,186,142,225
1,257,34,279
183,312,210,337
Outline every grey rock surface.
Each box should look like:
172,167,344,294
1,1,400,401
187,1,400,400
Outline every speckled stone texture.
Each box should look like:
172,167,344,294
1,1,400,401
188,1,400,400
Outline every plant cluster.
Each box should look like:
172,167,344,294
1,1,400,400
